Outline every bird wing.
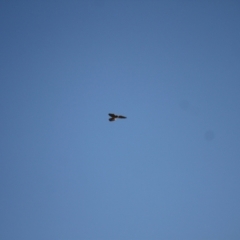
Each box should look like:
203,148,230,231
118,115,126,119
109,118,115,121
108,113,116,117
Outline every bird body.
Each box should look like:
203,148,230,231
108,113,127,121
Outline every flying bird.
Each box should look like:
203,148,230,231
108,113,127,121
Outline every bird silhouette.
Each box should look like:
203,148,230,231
108,113,127,121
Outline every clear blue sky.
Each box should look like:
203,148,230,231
1,1,240,239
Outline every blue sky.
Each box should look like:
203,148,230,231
1,1,240,239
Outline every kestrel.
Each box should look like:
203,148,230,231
108,113,127,121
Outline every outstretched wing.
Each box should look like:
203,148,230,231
109,113,116,118
118,115,126,119
109,118,115,121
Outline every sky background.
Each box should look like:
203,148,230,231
1,1,240,239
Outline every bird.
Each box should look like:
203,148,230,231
108,113,127,121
